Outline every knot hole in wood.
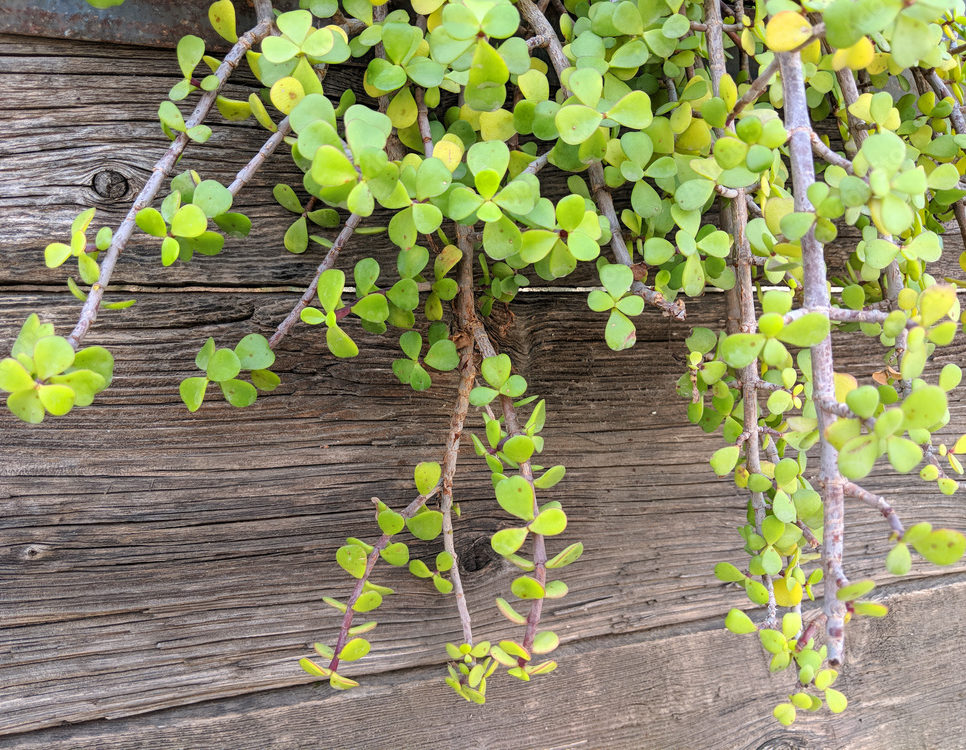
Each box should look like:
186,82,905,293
18,543,53,562
459,534,498,574
92,169,130,200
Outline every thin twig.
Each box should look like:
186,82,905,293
842,481,905,538
726,27,825,127
227,117,292,195
727,57,778,125
811,131,853,173
796,612,828,651
66,19,272,349
414,88,434,159
834,66,868,154
268,214,362,349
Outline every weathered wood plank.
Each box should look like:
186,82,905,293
4,30,966,747
5,574,966,749
2,291,965,735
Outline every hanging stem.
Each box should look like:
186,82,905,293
438,247,483,648
779,50,847,666
706,0,776,625
456,224,547,661
327,485,442,673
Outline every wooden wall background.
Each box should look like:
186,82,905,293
2,12,966,749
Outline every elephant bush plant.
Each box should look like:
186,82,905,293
5,0,966,725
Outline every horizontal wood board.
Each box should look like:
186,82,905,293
2,29,966,750
5,574,966,750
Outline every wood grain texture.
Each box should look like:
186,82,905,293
4,575,966,750
3,30,966,749
2,291,966,739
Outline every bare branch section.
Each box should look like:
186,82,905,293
779,50,847,667
228,117,292,195
66,19,273,349
842,481,905,537
268,213,362,349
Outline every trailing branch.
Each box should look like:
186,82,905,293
438,246,483,648
779,49,847,667
457,224,547,661
65,19,273,349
